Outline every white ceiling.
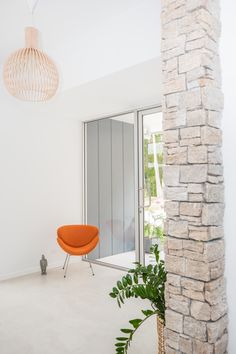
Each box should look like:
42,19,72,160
0,0,161,91
0,57,161,121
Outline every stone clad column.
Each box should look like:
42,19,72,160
161,0,228,352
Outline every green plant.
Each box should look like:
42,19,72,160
144,223,164,240
109,245,166,354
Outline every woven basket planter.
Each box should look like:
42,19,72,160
157,316,165,354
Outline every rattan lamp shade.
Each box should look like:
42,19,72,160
3,27,59,101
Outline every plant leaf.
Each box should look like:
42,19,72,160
129,319,142,329
109,292,117,298
121,328,133,334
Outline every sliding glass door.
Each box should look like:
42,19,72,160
83,106,164,269
137,108,164,265
84,113,136,269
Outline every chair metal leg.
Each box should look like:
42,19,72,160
89,261,95,276
64,255,70,278
62,254,69,270
85,254,95,276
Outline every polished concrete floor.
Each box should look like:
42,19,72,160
0,261,157,354
99,251,156,269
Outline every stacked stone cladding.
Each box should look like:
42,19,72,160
161,0,228,352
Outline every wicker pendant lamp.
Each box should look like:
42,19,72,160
3,1,59,102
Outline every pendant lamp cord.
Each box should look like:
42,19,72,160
27,0,40,25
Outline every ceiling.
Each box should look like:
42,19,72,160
0,0,161,91
0,57,161,121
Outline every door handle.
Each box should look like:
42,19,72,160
139,186,151,209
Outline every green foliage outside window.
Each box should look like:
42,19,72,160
143,133,163,198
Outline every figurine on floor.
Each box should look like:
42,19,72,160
40,255,48,275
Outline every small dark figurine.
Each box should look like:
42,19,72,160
40,255,48,275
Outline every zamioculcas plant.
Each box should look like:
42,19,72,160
109,245,166,354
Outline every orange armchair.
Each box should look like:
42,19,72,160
57,225,99,278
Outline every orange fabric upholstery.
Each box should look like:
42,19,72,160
57,225,99,256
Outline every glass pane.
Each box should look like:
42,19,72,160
85,113,136,268
142,112,165,264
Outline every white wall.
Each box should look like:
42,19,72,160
0,91,83,280
221,1,236,352
0,59,161,280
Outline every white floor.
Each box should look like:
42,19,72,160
0,261,157,354
99,251,157,269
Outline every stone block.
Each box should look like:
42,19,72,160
214,333,228,354
179,52,202,73
208,146,222,164
186,259,210,281
167,147,188,165
166,57,178,72
168,294,190,315
192,339,213,354
189,226,208,241
180,214,202,226
202,87,224,111
202,203,224,226
166,255,185,275
162,6,186,25
164,75,186,95
167,273,181,287
205,277,225,306
163,129,179,143
180,126,200,139
188,145,207,163
186,109,206,126
163,44,186,61
187,66,205,83
168,284,182,296
164,165,180,186
211,297,228,321
205,239,224,262
201,126,222,145
188,193,203,202
163,110,186,130
181,277,204,291
165,201,179,216
166,329,180,350
180,165,207,183
165,346,179,354
166,309,183,333
208,164,223,176
191,300,210,321
183,288,205,301
180,137,201,146
186,38,205,51
207,315,228,343
187,29,205,41
179,335,192,353
210,257,225,279
184,249,205,261
208,111,222,128
164,186,188,201
188,184,203,193
208,226,224,240
184,316,207,341
166,93,180,108
180,202,202,216
168,220,188,238
208,175,224,184
179,88,202,110
183,239,204,253
205,183,224,202
168,238,183,250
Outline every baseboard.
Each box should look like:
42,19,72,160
0,257,82,282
